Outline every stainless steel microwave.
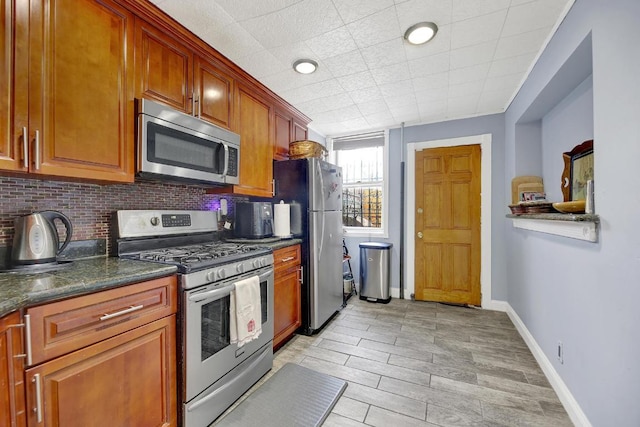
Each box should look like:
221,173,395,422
136,98,240,185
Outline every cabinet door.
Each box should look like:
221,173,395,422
1,312,27,427
235,85,273,197
194,56,234,129
27,0,134,182
273,267,301,350
25,315,177,427
293,120,308,142
274,110,292,160
1,0,29,172
135,17,193,114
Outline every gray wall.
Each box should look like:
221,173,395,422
344,113,507,301
505,0,640,425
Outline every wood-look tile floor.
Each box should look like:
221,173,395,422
220,297,573,427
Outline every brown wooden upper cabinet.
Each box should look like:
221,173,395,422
1,0,135,182
232,84,274,197
274,108,309,160
135,18,234,130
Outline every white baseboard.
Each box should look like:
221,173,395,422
499,301,592,427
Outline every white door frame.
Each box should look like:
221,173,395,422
406,134,492,307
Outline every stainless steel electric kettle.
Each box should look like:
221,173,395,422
11,211,73,266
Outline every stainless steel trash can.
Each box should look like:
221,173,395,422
359,242,392,304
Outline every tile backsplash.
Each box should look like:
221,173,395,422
0,176,241,248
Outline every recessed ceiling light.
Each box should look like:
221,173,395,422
293,59,318,74
404,22,438,45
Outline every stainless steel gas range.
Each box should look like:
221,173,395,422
115,210,274,427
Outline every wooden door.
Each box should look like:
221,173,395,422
29,0,134,182
135,17,193,113
0,312,27,427
25,315,177,427
1,0,28,172
414,144,481,305
194,56,234,129
235,84,273,196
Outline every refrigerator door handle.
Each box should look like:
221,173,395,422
317,164,326,258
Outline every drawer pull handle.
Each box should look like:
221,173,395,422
280,256,295,262
100,305,144,321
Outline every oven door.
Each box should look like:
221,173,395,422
184,266,274,402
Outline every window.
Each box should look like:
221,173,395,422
331,131,388,236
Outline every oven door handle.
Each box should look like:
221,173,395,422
188,284,235,303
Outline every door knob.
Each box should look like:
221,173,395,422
417,208,423,214
417,232,423,239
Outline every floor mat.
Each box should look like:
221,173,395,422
215,363,347,426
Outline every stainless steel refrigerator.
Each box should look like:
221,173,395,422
274,158,343,335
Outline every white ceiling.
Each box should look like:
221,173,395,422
150,0,573,137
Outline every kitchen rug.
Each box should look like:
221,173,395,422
215,362,347,427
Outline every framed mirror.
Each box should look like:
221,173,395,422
561,140,593,201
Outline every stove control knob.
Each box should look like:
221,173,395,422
150,216,160,226
253,259,260,268
217,270,226,280
236,264,244,274
206,271,216,282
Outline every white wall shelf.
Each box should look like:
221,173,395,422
507,214,599,242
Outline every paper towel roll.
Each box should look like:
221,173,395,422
273,200,291,237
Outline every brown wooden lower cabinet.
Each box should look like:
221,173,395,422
25,315,176,427
1,311,27,427
273,245,302,350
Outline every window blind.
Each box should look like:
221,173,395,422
332,131,385,151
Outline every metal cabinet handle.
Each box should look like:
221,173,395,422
280,256,295,262
22,127,29,168
99,304,143,321
222,144,229,177
8,314,31,365
271,179,275,196
32,373,43,423
298,266,303,284
34,130,41,170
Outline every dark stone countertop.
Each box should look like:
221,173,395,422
225,237,303,250
0,257,177,318
506,213,600,222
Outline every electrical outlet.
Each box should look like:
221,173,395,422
557,341,564,364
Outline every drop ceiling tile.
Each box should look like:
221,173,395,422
346,8,402,49
329,104,365,121
449,40,497,70
450,9,507,50
323,50,369,78
403,24,452,61
338,71,378,92
269,42,318,67
306,27,358,60
501,0,570,37
154,0,235,30
370,63,411,86
337,117,372,133
357,100,390,115
448,62,490,85
493,27,552,60
487,52,536,78
395,0,453,30
378,79,415,97
415,86,448,103
385,92,417,109
483,73,523,92
451,0,510,22
412,71,449,91
447,94,479,116
281,79,345,104
389,104,419,119
447,80,484,98
201,22,265,59
322,93,357,111
215,0,301,21
295,98,332,116
418,98,447,115
241,0,343,49
361,38,407,69
477,88,513,111
332,0,395,24
408,51,450,78
365,112,396,128
349,87,384,104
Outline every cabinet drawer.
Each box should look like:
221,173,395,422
26,275,177,366
273,245,300,273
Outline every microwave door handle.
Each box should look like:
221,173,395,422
222,144,229,178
